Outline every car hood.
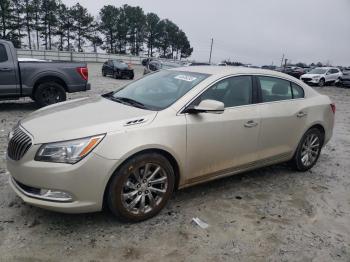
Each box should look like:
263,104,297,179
301,73,323,78
21,96,157,144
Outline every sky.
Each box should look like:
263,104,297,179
62,0,350,66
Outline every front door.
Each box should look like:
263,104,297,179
185,75,260,184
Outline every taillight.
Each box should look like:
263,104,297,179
330,103,336,114
76,67,88,81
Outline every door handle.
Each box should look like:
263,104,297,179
0,67,12,72
244,120,258,128
297,111,308,118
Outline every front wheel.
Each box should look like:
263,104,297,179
107,153,175,222
318,78,325,87
292,128,323,171
33,82,66,107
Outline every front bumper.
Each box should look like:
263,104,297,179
301,78,320,85
7,148,119,213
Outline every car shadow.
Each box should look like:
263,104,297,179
0,100,38,112
12,163,298,231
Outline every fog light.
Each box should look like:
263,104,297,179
39,189,73,202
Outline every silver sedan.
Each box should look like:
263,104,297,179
7,66,335,222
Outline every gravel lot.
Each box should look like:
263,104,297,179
0,63,349,261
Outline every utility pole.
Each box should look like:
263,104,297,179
209,38,213,64
280,54,285,67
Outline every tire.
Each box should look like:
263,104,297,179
33,82,66,107
318,78,325,87
107,153,175,222
291,128,323,172
129,73,134,80
102,70,106,77
113,70,120,79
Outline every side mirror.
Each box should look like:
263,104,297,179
185,99,225,114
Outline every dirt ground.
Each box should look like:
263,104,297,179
0,63,349,261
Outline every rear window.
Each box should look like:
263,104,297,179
0,44,8,62
291,83,304,99
258,76,292,102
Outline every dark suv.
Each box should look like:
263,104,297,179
102,60,134,79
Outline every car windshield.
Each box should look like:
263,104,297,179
108,70,209,111
309,68,327,74
113,61,128,69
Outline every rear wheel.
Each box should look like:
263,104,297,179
34,82,66,107
292,128,323,171
102,70,106,77
107,153,175,222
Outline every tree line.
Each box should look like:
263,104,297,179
0,0,193,59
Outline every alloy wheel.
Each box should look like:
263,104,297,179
121,163,168,215
41,86,61,105
300,133,321,167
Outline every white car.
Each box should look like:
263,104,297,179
7,66,335,222
300,67,342,87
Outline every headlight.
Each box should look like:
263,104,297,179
312,75,320,79
35,134,105,164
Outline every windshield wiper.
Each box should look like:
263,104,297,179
111,96,148,110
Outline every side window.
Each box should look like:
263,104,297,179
330,69,339,74
258,76,292,102
291,83,304,99
194,76,252,108
0,44,8,62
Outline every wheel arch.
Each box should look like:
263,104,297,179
32,75,68,96
102,148,181,210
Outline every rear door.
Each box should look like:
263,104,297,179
0,43,19,96
256,76,307,162
185,75,261,183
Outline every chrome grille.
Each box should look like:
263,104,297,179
7,128,32,161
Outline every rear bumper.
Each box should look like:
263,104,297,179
67,83,91,93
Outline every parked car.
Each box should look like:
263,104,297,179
278,66,306,79
0,39,90,107
7,66,335,222
141,58,155,67
300,67,342,87
143,60,181,75
336,69,350,88
102,60,134,79
261,65,277,70
186,62,211,66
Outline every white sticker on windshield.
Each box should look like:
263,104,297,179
174,75,197,82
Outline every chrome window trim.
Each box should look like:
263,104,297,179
178,73,306,115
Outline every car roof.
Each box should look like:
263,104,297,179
169,65,299,80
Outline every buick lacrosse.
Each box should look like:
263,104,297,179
7,66,335,222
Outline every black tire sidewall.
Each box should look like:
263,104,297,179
293,128,323,171
34,82,66,107
107,153,175,222
319,78,325,87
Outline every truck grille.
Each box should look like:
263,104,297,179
7,128,32,161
